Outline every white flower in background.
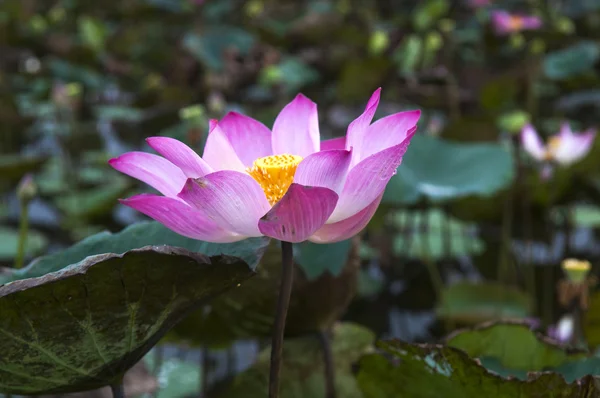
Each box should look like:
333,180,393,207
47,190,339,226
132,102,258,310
521,123,596,166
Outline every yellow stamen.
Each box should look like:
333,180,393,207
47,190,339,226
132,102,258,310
544,136,562,161
247,154,303,205
561,258,591,284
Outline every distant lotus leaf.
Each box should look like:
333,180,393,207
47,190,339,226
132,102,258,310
0,245,258,395
0,227,48,261
220,322,374,398
446,321,585,372
54,179,131,220
544,41,600,80
383,135,513,205
0,155,47,184
437,282,533,325
183,26,255,71
167,239,359,348
357,339,600,398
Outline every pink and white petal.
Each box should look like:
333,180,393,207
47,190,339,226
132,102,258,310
202,123,246,172
293,149,352,194
120,194,240,243
356,110,421,164
521,124,546,161
310,194,383,243
271,94,320,157
345,88,381,161
109,152,186,197
146,136,212,178
558,122,574,138
321,136,346,151
554,129,596,165
523,16,542,30
178,171,271,237
258,183,338,243
329,134,415,223
219,112,272,166
209,119,218,132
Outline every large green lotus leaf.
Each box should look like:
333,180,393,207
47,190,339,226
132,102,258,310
0,227,48,261
0,221,269,284
167,239,359,348
446,322,584,372
544,41,600,80
437,282,533,325
0,155,47,184
0,244,258,395
391,209,484,260
220,322,374,398
383,135,514,205
357,339,600,398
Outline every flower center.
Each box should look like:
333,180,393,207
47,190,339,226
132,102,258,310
508,16,525,30
247,154,303,205
544,136,562,160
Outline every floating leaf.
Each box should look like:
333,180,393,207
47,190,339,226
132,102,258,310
357,339,600,398
0,227,48,261
392,209,484,260
384,135,513,204
437,282,533,325
446,322,583,373
0,221,269,284
0,244,258,394
544,41,600,80
220,323,374,398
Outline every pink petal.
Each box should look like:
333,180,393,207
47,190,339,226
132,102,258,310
310,194,383,243
522,16,542,30
521,124,546,161
120,194,240,243
178,171,270,237
329,134,415,223
109,152,186,197
321,136,346,151
219,112,272,167
271,94,320,157
258,183,338,243
209,119,218,132
356,110,420,164
345,88,381,163
554,127,596,165
294,149,352,194
202,122,246,172
146,136,212,178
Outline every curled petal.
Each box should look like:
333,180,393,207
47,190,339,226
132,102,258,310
258,184,338,243
521,124,546,161
146,136,212,178
357,110,420,164
310,194,383,243
321,136,346,151
120,194,240,242
329,133,415,223
272,94,320,157
294,149,352,194
554,125,596,165
109,152,186,197
345,88,381,163
219,112,272,167
178,171,270,237
202,123,246,172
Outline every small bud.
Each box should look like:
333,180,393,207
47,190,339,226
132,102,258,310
562,258,591,284
425,32,443,52
207,91,226,115
179,104,207,129
52,82,83,110
497,110,530,134
17,174,37,203
369,30,390,55
509,33,525,49
555,17,575,35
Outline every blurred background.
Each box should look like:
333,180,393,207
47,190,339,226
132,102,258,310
2,0,600,396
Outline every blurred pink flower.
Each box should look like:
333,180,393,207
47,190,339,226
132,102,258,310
491,10,542,35
110,89,420,243
521,123,596,166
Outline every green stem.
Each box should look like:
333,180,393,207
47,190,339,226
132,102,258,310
14,199,30,269
423,257,444,301
110,382,124,398
268,241,294,398
498,188,514,283
318,330,336,398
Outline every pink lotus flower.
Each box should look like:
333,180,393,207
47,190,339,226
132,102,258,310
491,10,542,35
521,123,596,166
110,89,419,243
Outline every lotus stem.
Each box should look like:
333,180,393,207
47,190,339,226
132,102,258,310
268,241,294,398
14,198,30,270
318,329,336,398
110,382,125,398
201,347,209,397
